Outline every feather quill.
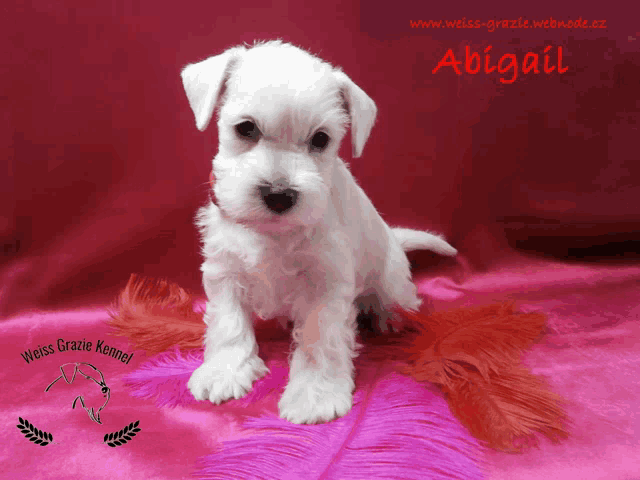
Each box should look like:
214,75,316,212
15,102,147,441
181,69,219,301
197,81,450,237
194,370,484,480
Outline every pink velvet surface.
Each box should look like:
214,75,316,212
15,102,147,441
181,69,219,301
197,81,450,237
2,258,639,479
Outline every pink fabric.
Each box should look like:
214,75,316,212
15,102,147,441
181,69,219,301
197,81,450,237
3,260,639,479
425,261,640,480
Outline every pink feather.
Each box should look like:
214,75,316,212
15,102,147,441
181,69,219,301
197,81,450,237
123,348,289,408
122,347,201,407
124,350,484,479
194,370,484,480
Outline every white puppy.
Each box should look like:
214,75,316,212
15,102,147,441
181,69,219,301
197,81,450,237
181,40,457,424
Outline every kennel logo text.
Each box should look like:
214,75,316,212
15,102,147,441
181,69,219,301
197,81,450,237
20,339,134,365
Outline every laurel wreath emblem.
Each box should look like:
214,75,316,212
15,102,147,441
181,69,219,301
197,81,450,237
16,417,140,447
103,420,141,447
16,417,53,446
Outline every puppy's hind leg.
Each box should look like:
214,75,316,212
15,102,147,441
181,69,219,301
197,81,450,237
356,290,397,334
376,227,457,331
374,233,425,332
188,279,268,404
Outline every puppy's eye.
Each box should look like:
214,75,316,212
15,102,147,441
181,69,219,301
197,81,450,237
235,121,260,141
309,131,330,152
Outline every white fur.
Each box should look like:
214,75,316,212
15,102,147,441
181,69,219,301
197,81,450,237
181,40,457,424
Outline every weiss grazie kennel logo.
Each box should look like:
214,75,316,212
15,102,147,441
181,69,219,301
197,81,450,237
20,338,135,365
16,339,141,448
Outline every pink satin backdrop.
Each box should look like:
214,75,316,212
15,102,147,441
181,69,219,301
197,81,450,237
2,0,640,478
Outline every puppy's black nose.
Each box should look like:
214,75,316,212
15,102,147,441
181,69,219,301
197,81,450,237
259,184,298,214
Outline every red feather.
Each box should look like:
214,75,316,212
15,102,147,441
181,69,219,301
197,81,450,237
397,303,570,452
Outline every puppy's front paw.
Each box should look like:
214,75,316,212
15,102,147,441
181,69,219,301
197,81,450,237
278,374,354,424
188,354,269,404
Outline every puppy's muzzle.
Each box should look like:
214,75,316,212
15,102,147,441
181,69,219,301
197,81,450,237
259,182,298,214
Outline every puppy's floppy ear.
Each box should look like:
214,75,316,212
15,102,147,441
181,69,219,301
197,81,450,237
181,46,245,131
334,70,377,158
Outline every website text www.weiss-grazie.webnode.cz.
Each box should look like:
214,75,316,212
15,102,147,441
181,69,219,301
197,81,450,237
411,17,605,84
410,17,607,32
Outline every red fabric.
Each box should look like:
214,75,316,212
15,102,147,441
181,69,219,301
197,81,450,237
2,1,639,479
3,1,639,317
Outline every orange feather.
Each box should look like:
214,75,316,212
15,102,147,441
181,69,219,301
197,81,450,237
107,274,206,354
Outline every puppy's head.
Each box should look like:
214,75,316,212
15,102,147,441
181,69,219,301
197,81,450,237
181,41,377,233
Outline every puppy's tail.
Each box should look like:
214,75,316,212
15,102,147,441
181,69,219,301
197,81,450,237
392,228,457,256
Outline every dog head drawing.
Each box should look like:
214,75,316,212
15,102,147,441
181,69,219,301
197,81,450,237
45,362,110,424
181,40,377,235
